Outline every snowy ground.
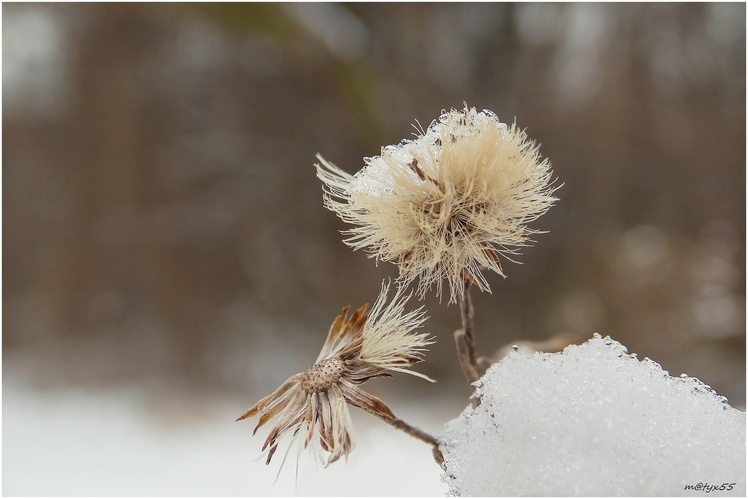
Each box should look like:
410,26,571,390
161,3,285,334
6,335,743,496
3,375,450,496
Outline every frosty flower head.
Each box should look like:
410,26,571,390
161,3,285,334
237,282,432,467
316,105,559,303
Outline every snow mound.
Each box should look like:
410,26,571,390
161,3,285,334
440,334,746,496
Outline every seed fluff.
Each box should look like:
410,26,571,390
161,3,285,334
316,105,559,303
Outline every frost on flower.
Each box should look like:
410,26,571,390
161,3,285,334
316,105,559,303
237,282,432,468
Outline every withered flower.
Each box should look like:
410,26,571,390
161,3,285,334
237,282,432,467
316,105,559,303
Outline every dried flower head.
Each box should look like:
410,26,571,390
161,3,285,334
316,105,559,303
237,282,432,467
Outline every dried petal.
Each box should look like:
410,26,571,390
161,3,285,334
338,379,396,420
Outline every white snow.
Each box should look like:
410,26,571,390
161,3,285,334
440,334,746,496
351,107,509,198
3,378,447,496
7,334,744,496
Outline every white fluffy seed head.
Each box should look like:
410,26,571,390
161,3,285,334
316,105,559,303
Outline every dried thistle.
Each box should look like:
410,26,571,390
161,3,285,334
236,282,434,467
316,105,559,304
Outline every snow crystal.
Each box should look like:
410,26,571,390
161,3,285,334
440,335,746,496
350,107,510,198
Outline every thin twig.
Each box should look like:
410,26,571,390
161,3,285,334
361,407,444,464
380,416,438,446
460,276,477,369
454,275,482,384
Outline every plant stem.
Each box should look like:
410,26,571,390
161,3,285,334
381,415,438,446
363,407,444,464
454,276,482,384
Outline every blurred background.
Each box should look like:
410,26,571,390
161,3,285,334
3,2,745,495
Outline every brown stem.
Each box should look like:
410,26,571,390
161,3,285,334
363,407,444,465
455,276,482,384
381,416,438,446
